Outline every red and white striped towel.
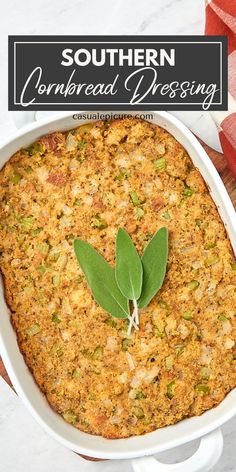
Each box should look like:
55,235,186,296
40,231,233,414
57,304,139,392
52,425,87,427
206,0,236,178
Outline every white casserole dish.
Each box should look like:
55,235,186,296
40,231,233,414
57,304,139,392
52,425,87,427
0,111,236,472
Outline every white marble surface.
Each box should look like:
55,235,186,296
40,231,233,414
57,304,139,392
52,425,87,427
0,0,234,471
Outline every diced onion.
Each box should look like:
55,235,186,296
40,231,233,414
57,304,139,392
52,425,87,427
62,204,73,215
126,352,136,371
84,195,93,206
66,133,77,151
106,336,117,351
224,338,235,349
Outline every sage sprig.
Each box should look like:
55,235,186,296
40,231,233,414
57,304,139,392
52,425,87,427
74,239,129,319
74,227,168,334
138,227,168,309
115,228,143,329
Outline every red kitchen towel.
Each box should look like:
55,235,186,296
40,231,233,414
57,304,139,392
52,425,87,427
206,0,236,178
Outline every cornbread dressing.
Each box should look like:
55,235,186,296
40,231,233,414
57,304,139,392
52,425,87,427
0,118,236,438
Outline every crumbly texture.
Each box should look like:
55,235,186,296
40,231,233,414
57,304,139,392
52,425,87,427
0,118,236,439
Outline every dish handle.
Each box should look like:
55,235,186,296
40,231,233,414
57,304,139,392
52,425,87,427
11,111,37,129
131,428,223,472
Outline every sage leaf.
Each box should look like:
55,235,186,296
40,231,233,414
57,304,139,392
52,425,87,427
74,239,129,319
138,227,168,309
115,228,143,300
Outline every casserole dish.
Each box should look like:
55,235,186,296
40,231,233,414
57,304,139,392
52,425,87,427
0,110,236,471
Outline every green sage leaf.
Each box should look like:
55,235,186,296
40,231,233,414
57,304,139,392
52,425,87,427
74,239,129,319
115,228,143,300
138,227,168,309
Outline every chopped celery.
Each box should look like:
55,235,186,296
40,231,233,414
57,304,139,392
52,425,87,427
62,410,77,424
133,406,145,418
37,242,50,255
32,227,43,235
156,329,165,338
196,219,203,227
81,348,92,358
175,345,185,356
72,369,80,379
76,275,84,284
182,310,193,320
91,215,108,230
37,265,47,275
104,318,117,328
122,338,132,351
167,381,175,399
205,256,219,267
218,314,228,322
56,253,68,271
10,172,22,184
27,324,40,336
52,274,61,286
178,198,185,208
163,211,171,220
115,169,131,181
20,216,34,231
92,367,101,375
26,142,45,156
155,318,164,332
135,391,147,400
134,207,144,220
52,252,60,262
78,139,86,149
130,191,141,206
50,343,63,357
159,300,169,310
187,280,199,290
165,356,173,370
92,346,103,360
154,157,166,172
76,154,84,163
195,383,210,395
183,186,194,197
201,367,211,380
204,242,216,250
52,313,61,324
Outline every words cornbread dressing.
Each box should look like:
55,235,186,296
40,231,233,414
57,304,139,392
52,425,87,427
0,118,236,438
